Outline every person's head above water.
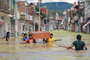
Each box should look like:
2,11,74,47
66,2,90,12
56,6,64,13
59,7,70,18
77,35,82,40
24,34,27,37
7,32,10,36
29,34,33,39
50,33,53,38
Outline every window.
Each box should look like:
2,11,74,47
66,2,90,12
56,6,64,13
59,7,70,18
23,25,25,31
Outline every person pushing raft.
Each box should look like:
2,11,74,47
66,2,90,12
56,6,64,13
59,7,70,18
20,34,36,44
58,35,87,51
43,33,62,43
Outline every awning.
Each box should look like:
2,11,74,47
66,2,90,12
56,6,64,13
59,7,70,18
10,17,15,21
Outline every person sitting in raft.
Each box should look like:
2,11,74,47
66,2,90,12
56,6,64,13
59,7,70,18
20,34,36,44
43,33,62,43
67,35,87,51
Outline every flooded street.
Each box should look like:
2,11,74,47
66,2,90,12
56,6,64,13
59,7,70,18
0,30,90,60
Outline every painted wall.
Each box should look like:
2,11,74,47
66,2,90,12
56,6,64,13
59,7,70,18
5,19,11,32
86,25,89,33
72,23,75,32
11,20,15,36
0,25,4,38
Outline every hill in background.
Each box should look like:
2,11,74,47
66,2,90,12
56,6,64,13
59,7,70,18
37,2,73,19
37,2,73,11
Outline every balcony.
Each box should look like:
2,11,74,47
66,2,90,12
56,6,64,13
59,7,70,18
27,15,33,21
10,9,14,15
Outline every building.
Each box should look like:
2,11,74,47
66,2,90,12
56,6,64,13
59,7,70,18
41,8,47,31
63,1,84,33
0,12,5,38
41,8,47,15
10,0,15,36
18,1,28,35
84,0,90,33
0,0,11,38
26,4,34,31
73,1,84,33
55,13,64,30
63,10,68,30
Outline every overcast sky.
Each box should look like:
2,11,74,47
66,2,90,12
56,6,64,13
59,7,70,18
19,0,78,4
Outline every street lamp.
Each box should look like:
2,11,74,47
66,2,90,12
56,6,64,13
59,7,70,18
38,0,42,31
15,0,18,38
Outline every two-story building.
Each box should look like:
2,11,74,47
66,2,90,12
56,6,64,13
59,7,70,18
0,0,11,38
18,1,29,35
84,0,90,33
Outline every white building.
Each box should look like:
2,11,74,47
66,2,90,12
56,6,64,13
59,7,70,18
0,12,5,38
63,10,68,30
56,13,59,20
84,0,90,33
0,12,12,38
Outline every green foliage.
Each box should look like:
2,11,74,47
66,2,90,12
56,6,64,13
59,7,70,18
35,6,46,17
73,9,83,16
35,6,64,24
35,6,39,11
73,11,77,16
10,5,15,10
35,6,48,24
37,2,73,11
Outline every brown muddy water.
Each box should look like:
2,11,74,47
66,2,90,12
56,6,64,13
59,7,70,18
0,30,90,60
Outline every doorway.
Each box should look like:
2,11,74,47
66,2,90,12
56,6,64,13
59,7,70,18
0,25,4,38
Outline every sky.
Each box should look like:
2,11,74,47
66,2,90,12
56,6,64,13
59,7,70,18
19,0,78,4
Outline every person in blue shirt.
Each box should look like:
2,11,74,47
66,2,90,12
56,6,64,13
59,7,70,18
23,34,28,41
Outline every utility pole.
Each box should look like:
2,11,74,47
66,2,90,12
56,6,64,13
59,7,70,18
38,0,41,31
25,0,27,33
46,9,48,25
15,0,18,38
84,0,86,21
78,0,81,33
70,10,71,31
33,3,35,31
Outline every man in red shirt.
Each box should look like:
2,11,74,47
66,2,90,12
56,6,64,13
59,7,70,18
20,34,36,44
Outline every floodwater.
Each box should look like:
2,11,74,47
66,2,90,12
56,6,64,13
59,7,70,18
0,30,90,60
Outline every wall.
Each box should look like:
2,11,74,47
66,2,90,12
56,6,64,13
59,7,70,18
0,0,9,12
5,19,11,32
11,20,15,36
72,23,75,32
0,25,4,38
86,25,89,33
